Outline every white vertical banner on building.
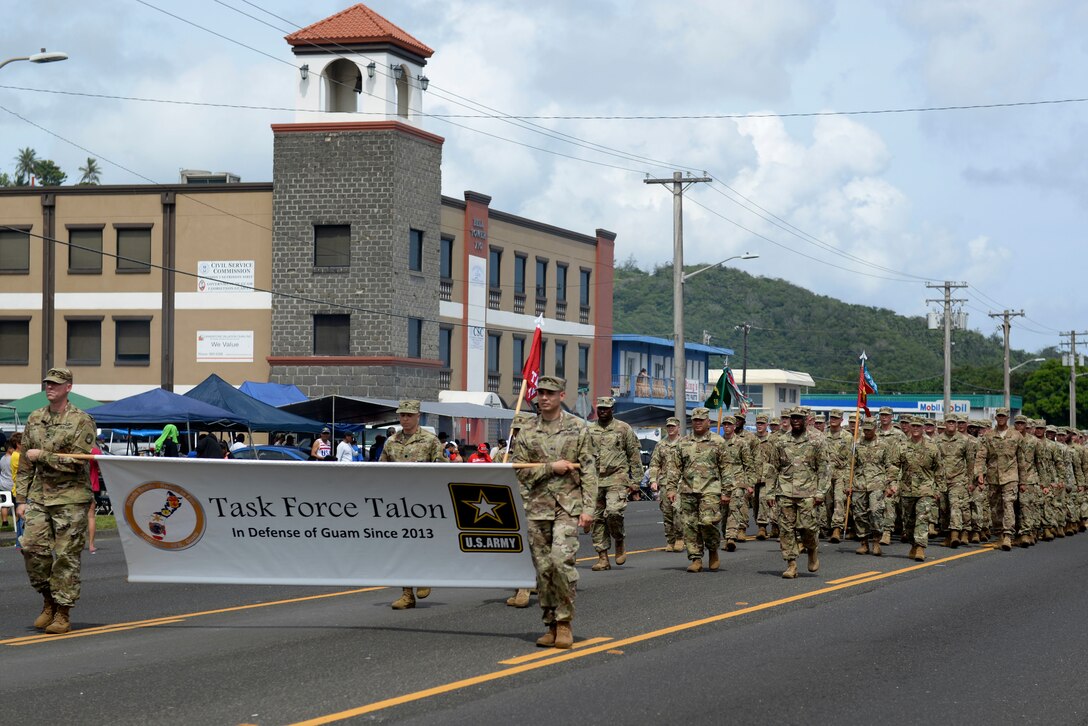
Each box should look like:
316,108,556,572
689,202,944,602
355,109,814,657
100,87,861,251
466,254,487,391
97,458,536,588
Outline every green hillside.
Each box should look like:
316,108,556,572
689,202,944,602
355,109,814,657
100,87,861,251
612,260,1042,396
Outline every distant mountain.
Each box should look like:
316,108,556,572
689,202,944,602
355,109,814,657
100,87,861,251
612,261,1041,396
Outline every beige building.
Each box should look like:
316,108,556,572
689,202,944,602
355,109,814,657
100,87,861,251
708,368,815,420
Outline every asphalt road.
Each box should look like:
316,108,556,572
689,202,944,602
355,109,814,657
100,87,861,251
3,503,1087,725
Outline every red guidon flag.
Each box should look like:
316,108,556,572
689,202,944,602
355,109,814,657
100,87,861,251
522,316,543,401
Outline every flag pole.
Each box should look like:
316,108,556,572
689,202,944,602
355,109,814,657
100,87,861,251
843,352,866,535
502,378,529,464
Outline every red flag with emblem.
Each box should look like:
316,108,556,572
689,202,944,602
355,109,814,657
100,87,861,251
522,323,542,401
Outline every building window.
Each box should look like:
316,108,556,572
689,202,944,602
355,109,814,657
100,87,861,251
408,317,423,358
0,228,30,273
778,387,786,403
439,325,452,368
739,384,763,409
67,318,102,365
535,258,548,299
314,224,350,267
440,236,453,280
488,248,502,288
313,314,350,356
116,227,152,272
789,388,798,403
115,318,151,365
512,335,525,371
579,268,591,307
487,332,501,373
578,344,590,384
409,228,424,272
0,319,30,364
540,339,547,375
555,340,566,379
514,254,526,295
556,263,568,302
68,227,103,273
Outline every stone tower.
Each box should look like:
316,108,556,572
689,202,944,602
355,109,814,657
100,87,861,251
269,3,443,399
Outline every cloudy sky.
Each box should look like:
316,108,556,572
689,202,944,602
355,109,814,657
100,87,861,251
2,0,1085,354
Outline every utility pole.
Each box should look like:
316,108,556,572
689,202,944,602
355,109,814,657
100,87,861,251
736,322,752,390
989,309,1024,410
926,281,967,417
1060,331,1088,428
645,171,712,433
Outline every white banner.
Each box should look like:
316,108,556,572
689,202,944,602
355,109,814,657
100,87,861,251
97,458,536,589
196,331,254,362
196,260,255,292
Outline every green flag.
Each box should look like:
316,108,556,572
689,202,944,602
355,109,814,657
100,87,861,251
704,370,731,410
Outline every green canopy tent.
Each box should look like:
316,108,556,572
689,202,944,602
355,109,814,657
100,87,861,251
0,390,104,426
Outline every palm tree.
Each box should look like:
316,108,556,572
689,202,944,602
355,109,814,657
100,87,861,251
78,157,102,185
14,147,37,185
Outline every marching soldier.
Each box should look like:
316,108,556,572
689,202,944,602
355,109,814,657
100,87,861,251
974,407,1021,551
647,417,684,551
876,406,906,546
721,415,754,551
824,409,852,543
1013,414,1044,546
752,413,778,540
664,407,728,573
763,408,830,578
850,418,888,555
511,376,598,649
886,416,943,562
587,397,642,570
936,414,974,547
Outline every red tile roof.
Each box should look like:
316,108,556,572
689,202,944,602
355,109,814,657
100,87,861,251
285,3,433,58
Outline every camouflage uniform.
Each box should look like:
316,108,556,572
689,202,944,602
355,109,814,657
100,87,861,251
1014,416,1044,541
974,414,1022,540
887,420,942,551
17,395,96,608
823,415,853,535
648,420,682,548
850,420,887,541
965,421,989,538
752,417,778,534
1039,427,1064,534
512,406,598,626
588,405,642,556
876,412,907,540
721,419,755,544
664,413,729,563
763,410,831,569
935,420,974,541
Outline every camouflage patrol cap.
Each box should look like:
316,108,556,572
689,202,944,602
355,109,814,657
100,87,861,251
1046,425,1057,433
924,418,936,427
909,416,925,426
665,417,680,427
690,407,711,420
861,417,877,430
396,399,421,414
721,414,738,425
788,407,805,418
995,407,1010,417
755,413,769,423
1014,414,1029,424
944,413,957,422
1035,418,1047,428
595,396,615,409
878,406,893,415
829,409,844,419
801,407,813,416
43,367,73,384
536,376,566,392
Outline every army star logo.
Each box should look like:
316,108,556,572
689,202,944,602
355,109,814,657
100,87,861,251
466,491,506,525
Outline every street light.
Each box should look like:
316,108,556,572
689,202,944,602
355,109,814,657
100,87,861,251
0,49,69,72
1002,357,1045,410
674,252,759,432
1009,357,1045,373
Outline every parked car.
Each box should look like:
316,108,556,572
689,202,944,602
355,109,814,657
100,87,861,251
228,445,309,461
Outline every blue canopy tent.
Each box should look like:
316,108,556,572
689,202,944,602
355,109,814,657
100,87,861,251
238,381,308,408
185,374,324,434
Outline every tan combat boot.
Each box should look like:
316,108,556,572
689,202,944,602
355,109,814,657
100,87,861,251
1055,526,1066,538
941,533,953,548
855,540,870,555
415,588,431,599
708,549,720,572
907,545,918,561
949,531,961,548
45,605,71,634
686,558,703,573
506,589,531,608
928,523,938,537
724,538,737,552
591,551,611,571
735,531,750,543
871,538,883,557
33,593,56,630
829,527,842,544
673,539,686,552
807,547,820,573
880,532,892,546
391,588,416,610
554,622,573,650
536,623,557,648
756,526,768,541
781,561,798,579
1017,534,1030,548
999,534,1012,551
614,540,627,566
770,524,780,539
969,531,981,544
912,546,926,563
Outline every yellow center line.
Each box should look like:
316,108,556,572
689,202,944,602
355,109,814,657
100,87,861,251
826,570,881,585
6,619,188,646
288,546,994,726
0,586,389,647
575,547,666,563
498,637,614,665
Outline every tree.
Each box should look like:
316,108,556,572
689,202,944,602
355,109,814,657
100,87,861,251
13,147,37,185
32,159,67,186
78,157,102,185
1021,359,1088,425
0,171,11,187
